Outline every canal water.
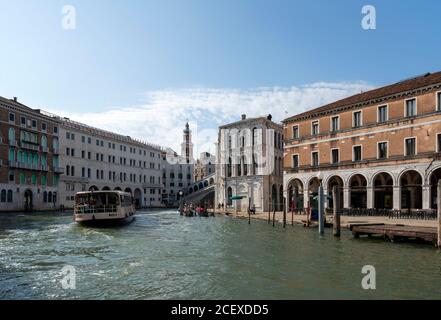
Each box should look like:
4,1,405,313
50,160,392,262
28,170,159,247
0,209,440,299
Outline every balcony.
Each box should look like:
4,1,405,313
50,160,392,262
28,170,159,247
41,146,49,153
53,146,60,154
54,167,65,174
9,140,19,147
8,161,49,171
20,141,40,152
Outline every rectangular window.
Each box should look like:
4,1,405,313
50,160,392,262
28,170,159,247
311,121,319,135
331,149,339,164
9,113,15,123
66,132,70,139
378,105,388,123
353,146,362,162
53,126,58,134
438,133,441,152
292,155,299,169
405,137,416,156
31,120,37,129
405,98,417,117
353,111,362,128
331,116,339,132
311,151,319,166
88,137,91,144
81,136,85,143
41,122,47,131
292,126,299,139
378,142,388,159
20,116,26,126
437,92,441,111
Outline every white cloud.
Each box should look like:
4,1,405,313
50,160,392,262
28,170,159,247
49,81,373,156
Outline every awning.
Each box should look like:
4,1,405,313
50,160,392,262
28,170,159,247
230,196,246,200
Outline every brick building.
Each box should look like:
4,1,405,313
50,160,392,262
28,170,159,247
0,97,61,211
283,72,441,212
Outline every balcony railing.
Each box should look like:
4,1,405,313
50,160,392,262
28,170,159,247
8,161,49,171
9,140,19,147
20,141,40,151
53,147,59,154
41,146,49,153
54,167,65,174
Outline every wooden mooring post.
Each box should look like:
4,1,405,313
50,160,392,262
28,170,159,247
272,206,276,227
268,203,271,224
437,181,441,248
333,186,341,237
283,197,287,228
318,184,324,235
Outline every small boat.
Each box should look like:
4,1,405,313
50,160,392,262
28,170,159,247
74,191,136,226
196,206,212,217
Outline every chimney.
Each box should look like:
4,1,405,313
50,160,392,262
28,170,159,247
13,97,17,102
267,114,272,121
241,114,246,120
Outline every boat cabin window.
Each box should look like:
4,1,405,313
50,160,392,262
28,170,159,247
75,192,121,208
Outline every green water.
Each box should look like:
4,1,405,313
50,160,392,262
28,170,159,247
0,209,440,299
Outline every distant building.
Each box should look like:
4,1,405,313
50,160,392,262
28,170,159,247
215,114,284,212
283,71,441,212
0,96,61,212
194,152,215,182
161,123,195,207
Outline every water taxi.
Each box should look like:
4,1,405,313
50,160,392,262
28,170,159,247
74,191,136,225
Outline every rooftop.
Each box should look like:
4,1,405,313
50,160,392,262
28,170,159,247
283,71,441,123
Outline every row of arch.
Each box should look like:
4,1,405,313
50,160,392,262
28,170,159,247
287,168,441,210
188,177,215,194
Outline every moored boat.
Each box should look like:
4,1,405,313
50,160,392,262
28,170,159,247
74,191,136,226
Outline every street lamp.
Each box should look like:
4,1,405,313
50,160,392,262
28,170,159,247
178,190,184,215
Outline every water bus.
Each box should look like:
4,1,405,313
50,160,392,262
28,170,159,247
74,191,136,225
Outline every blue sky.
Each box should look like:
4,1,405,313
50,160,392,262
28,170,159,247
1,0,440,153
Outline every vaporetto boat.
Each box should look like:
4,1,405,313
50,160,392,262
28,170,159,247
74,191,136,225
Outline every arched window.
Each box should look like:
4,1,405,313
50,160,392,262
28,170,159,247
237,157,241,176
1,190,6,202
243,156,248,176
227,187,233,206
227,157,232,177
8,128,15,142
252,128,258,146
41,135,47,148
43,191,48,203
48,192,53,203
7,190,12,203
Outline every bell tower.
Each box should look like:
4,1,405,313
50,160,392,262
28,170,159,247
181,122,194,162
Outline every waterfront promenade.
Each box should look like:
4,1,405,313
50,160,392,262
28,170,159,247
212,210,437,229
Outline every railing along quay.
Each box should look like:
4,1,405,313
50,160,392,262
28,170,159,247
290,207,437,220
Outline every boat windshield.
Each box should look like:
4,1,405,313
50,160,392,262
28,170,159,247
75,192,120,213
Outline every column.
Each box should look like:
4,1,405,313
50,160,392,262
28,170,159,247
422,185,430,209
303,190,310,211
343,186,350,209
323,188,329,209
366,186,374,209
393,186,401,210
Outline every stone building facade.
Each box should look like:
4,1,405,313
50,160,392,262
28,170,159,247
161,123,195,207
58,118,164,209
0,96,61,212
194,152,215,182
283,72,441,211
215,114,284,213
